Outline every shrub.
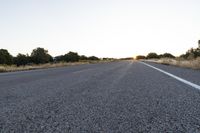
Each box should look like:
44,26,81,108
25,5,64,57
0,49,13,65
159,53,175,58
136,55,146,60
88,56,100,60
79,55,88,60
31,47,53,64
54,55,65,62
14,54,30,66
64,51,80,62
180,48,200,59
146,52,159,59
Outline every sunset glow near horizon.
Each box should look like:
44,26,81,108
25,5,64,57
0,0,200,58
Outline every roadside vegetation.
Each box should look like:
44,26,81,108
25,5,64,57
148,57,200,69
136,42,200,69
0,47,115,73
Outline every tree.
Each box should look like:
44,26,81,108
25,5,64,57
136,55,146,60
14,54,30,66
79,55,88,60
88,56,100,60
31,47,53,64
159,53,175,58
54,55,65,62
0,49,13,65
103,58,114,60
198,40,200,47
192,48,200,58
64,51,80,62
180,48,200,59
146,52,159,59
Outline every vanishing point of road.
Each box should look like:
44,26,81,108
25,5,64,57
1,61,200,132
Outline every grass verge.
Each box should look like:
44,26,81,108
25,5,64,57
0,60,114,73
146,58,200,69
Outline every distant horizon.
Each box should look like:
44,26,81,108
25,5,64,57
0,0,200,58
1,44,199,59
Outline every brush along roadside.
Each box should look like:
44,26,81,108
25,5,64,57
145,57,200,70
0,60,115,73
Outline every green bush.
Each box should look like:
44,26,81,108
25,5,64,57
180,48,200,59
79,55,88,60
0,49,13,65
14,54,30,66
146,52,159,59
88,56,100,60
31,47,53,64
159,53,175,58
136,55,146,60
64,52,80,62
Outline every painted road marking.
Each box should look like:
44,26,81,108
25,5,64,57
140,62,200,90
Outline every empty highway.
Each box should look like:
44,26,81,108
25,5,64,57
1,61,200,132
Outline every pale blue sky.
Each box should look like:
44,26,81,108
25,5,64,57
0,0,200,58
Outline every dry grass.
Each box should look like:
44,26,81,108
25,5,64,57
0,60,112,73
147,57,200,69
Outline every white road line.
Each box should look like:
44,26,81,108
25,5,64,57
140,62,200,90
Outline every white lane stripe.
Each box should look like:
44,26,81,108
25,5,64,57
140,62,200,90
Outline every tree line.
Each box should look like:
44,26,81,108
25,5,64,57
136,47,200,60
180,48,200,59
136,52,175,60
0,47,103,66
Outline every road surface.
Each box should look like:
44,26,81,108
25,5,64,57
1,61,200,132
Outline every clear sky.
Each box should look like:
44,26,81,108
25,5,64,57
0,0,200,58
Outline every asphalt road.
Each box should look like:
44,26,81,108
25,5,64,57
1,61,200,133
